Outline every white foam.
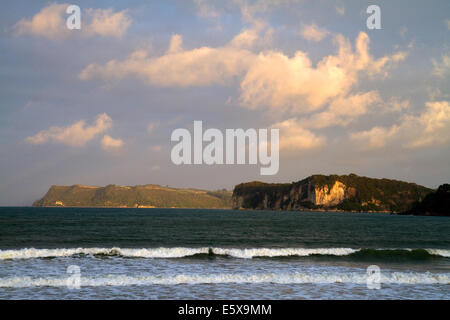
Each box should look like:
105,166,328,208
0,247,449,260
212,248,357,258
0,247,357,260
0,272,449,288
426,249,450,258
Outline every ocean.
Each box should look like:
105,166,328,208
0,207,449,299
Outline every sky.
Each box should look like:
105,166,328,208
0,0,449,205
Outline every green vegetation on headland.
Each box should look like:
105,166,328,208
33,184,232,208
400,184,450,216
34,174,448,215
232,174,434,213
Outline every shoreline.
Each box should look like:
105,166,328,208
28,205,393,214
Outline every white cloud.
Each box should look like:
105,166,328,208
298,91,380,129
350,101,450,149
398,26,408,38
79,32,255,87
407,101,450,148
84,8,131,38
101,134,124,151
384,98,410,113
432,53,450,77
239,32,405,113
232,0,303,17
26,113,112,147
350,126,399,149
81,31,405,117
194,0,220,18
167,34,183,53
271,118,326,151
230,28,261,48
427,88,450,101
296,95,408,130
300,23,329,42
14,4,131,39
336,6,345,16
147,122,160,133
446,19,450,30
14,3,69,38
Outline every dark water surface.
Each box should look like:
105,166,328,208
0,207,449,299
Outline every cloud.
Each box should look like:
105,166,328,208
296,95,409,130
14,3,131,39
446,19,450,30
230,28,261,48
79,32,255,87
84,8,131,38
350,101,450,149
147,122,160,133
239,32,405,113
398,26,408,38
194,0,220,18
300,23,329,42
298,91,380,129
336,5,345,16
271,118,326,151
14,3,69,38
25,113,112,147
101,135,124,151
352,32,407,77
81,31,406,117
384,98,410,113
407,101,450,148
151,145,162,152
350,126,399,149
432,53,450,77
232,0,302,17
167,34,183,53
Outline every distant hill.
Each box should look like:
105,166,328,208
232,174,433,213
33,184,232,208
400,184,450,216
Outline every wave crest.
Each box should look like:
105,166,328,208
0,247,449,260
1,271,449,288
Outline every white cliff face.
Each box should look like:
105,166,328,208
313,181,346,206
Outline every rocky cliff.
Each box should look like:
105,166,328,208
232,174,432,213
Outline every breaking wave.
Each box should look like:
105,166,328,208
0,271,449,288
0,247,449,260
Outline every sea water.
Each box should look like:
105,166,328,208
0,208,449,299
